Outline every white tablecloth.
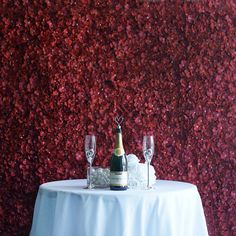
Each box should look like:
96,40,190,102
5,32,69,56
30,179,208,236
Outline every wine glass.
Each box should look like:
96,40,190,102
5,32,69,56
85,135,96,189
143,135,154,189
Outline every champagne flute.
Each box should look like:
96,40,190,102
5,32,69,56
143,135,154,189
85,135,96,189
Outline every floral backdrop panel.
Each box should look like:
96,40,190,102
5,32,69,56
0,1,235,236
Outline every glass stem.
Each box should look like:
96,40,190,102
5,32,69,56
147,162,150,188
89,162,92,189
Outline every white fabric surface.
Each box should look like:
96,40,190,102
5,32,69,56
30,179,209,236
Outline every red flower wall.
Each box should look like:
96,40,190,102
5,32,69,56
0,1,235,235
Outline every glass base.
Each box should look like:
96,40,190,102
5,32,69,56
83,184,94,189
145,186,153,190
144,185,157,190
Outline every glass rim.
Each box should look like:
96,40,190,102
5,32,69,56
85,134,96,140
143,135,154,139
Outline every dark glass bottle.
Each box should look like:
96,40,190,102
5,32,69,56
110,125,128,190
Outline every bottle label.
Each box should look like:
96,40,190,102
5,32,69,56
110,171,128,186
114,148,125,156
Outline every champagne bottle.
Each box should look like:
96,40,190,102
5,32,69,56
110,124,128,190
